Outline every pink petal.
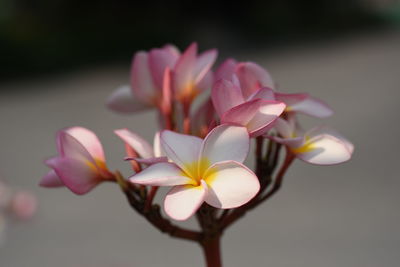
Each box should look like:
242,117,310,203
247,87,276,101
276,93,333,118
40,169,64,187
65,127,105,161
200,124,249,165
204,161,260,209
270,135,305,148
163,44,181,58
246,101,286,137
114,129,154,159
195,70,214,93
211,79,245,117
221,98,263,126
160,130,203,175
297,135,352,165
164,181,207,221
236,62,274,99
273,118,294,138
149,48,178,90
57,130,94,163
129,162,192,186
10,191,37,220
153,131,164,157
130,51,157,103
48,157,101,195
215,58,237,81
193,49,218,84
173,43,197,96
106,85,151,113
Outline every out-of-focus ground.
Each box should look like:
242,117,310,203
0,29,399,267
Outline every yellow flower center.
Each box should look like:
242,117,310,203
181,157,218,186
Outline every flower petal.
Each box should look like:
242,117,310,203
246,101,286,137
204,161,260,209
48,157,100,195
106,85,150,113
306,126,354,154
153,131,164,157
215,58,237,81
149,48,178,90
221,98,263,126
164,181,207,221
247,87,275,101
297,135,352,165
173,43,197,96
57,129,94,163
65,127,105,161
194,49,218,84
130,51,157,103
236,62,274,98
129,162,192,186
160,130,203,175
40,170,64,187
114,129,154,159
200,124,249,165
212,79,245,117
276,93,333,118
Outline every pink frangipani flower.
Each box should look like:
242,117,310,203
40,127,114,194
173,42,217,104
114,129,167,165
216,59,333,118
129,124,260,221
107,45,179,113
269,118,354,165
212,79,286,137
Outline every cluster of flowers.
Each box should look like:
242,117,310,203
41,43,353,221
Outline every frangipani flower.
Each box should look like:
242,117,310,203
114,129,167,165
40,127,114,194
129,125,260,220
216,59,333,118
270,118,354,165
212,79,286,137
107,45,179,113
173,42,217,103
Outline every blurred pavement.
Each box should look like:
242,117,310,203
0,29,399,267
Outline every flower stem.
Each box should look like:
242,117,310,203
201,236,222,267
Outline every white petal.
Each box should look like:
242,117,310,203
200,124,249,165
114,129,154,159
129,162,193,186
298,135,352,165
161,130,203,175
164,181,206,221
204,161,260,209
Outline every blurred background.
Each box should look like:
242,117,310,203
0,0,400,266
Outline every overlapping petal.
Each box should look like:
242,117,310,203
161,130,203,175
204,161,259,209
129,162,193,186
164,180,207,221
200,124,249,165
47,157,100,195
114,129,154,159
212,79,244,117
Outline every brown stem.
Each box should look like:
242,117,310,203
183,101,192,134
144,186,159,213
201,236,222,267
